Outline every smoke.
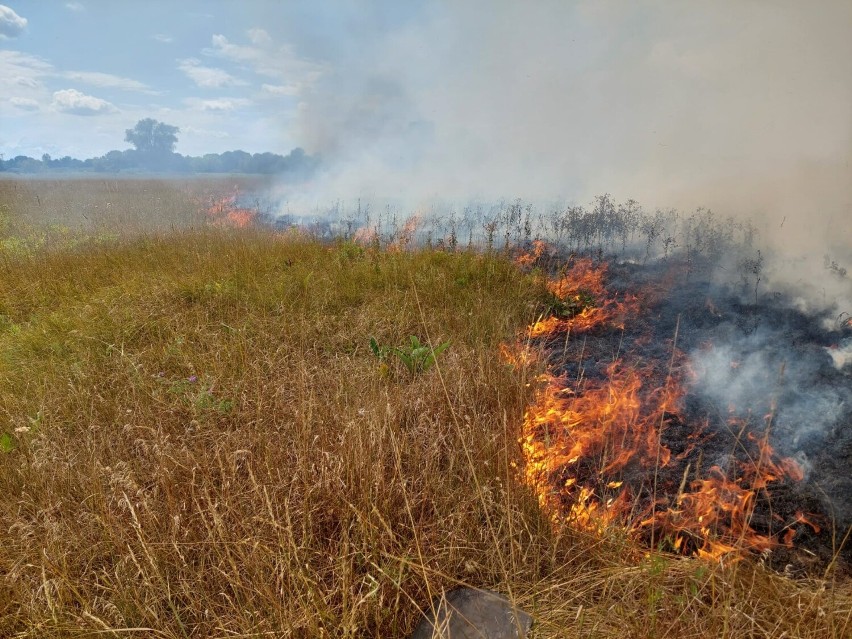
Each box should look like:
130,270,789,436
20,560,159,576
688,330,849,446
828,338,852,371
288,1,850,231
673,289,852,525
688,332,852,526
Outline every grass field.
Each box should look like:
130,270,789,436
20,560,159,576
0,178,850,637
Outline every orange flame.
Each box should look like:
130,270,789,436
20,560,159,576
388,215,421,252
515,239,549,267
518,258,808,560
204,187,258,229
500,342,539,369
528,259,638,337
353,226,379,247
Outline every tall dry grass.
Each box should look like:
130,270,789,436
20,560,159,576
0,176,272,243
0,181,849,637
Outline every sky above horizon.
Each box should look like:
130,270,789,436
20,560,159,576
1,0,420,158
1,1,850,239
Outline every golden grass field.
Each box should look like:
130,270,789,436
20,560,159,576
0,178,849,637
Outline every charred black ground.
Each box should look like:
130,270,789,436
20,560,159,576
530,250,851,575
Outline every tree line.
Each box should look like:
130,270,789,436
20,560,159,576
0,119,319,178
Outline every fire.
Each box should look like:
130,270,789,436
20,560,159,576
349,215,421,251
517,246,810,561
353,225,379,247
499,342,539,369
527,258,638,337
204,187,258,229
388,215,421,252
515,239,548,267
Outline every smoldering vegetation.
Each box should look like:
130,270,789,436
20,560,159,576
605,255,851,567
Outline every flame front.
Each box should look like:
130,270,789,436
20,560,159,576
516,250,808,560
203,187,258,228
528,258,638,337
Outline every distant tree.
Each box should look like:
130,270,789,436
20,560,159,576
55,156,83,170
7,155,43,172
0,134,317,177
124,118,180,154
97,149,129,172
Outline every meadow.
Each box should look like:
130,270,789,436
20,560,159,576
0,178,849,638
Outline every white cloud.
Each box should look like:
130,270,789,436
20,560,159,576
152,33,173,43
203,31,326,91
15,76,40,88
260,83,299,97
185,97,252,112
0,50,51,96
65,2,84,11
247,28,272,46
9,97,39,111
206,33,260,64
51,88,117,115
178,58,246,88
65,71,157,94
0,49,52,73
0,4,27,39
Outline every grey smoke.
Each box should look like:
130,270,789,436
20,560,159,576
688,327,849,448
827,338,852,371
289,0,851,241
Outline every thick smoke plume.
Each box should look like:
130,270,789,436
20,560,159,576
289,1,850,247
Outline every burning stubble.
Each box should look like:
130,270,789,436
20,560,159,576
511,246,851,569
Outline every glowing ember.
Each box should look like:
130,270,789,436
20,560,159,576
516,247,812,561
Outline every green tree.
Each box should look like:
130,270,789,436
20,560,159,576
124,118,179,154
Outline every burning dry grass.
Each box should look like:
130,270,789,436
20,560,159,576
0,194,849,636
0,177,271,245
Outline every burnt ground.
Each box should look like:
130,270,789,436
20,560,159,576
533,254,852,576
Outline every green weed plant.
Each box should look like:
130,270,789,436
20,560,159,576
369,335,451,376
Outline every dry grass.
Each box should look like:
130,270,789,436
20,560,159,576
0,176,271,244
0,179,850,638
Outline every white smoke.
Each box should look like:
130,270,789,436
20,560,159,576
289,0,851,234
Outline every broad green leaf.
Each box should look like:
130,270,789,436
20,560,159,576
0,433,14,453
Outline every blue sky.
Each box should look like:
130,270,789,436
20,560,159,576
0,1,421,158
1,0,849,240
